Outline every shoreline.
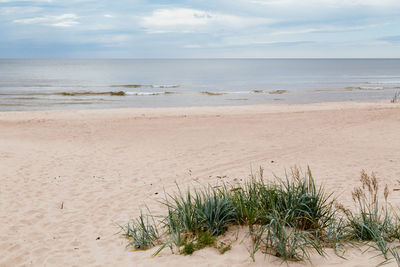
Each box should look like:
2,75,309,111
1,101,400,266
0,100,397,116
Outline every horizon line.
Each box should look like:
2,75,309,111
1,57,400,60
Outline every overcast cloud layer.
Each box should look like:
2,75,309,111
0,0,399,58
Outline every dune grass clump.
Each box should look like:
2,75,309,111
227,167,335,232
153,186,236,255
122,168,400,265
163,186,236,236
345,171,400,262
195,187,237,236
274,167,336,231
348,171,391,241
235,168,335,262
227,170,279,227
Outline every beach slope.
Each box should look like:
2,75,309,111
1,102,400,266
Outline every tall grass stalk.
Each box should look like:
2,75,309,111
347,171,399,263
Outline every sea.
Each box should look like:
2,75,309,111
1,59,400,111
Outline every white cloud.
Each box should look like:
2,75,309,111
13,13,79,27
140,8,272,33
251,0,400,7
104,14,114,18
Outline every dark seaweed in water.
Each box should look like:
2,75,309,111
268,90,289,94
59,91,126,96
111,84,148,88
201,91,226,96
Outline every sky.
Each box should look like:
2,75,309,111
0,0,400,58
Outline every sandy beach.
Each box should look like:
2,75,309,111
1,101,400,266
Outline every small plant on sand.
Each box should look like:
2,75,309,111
195,231,216,249
121,210,160,250
181,232,216,255
215,241,232,254
182,242,195,255
196,188,237,236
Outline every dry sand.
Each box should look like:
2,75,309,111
1,101,400,266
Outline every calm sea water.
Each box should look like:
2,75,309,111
0,59,400,111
